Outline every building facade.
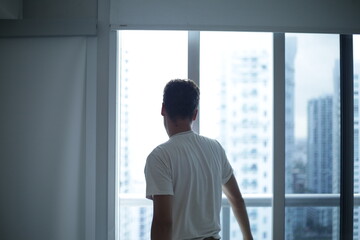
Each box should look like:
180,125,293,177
215,48,273,239
307,96,333,238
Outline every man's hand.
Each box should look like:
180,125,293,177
151,195,173,240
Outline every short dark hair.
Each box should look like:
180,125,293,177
163,79,200,120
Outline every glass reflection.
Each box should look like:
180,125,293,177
286,207,339,240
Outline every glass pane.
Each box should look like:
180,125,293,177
353,34,360,239
355,207,360,239
119,206,152,239
117,30,188,240
200,32,273,240
286,207,339,240
230,208,272,239
285,33,340,240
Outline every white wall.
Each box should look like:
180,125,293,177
0,0,22,19
23,0,97,19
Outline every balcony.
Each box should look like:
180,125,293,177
119,194,360,240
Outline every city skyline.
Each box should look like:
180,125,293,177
118,31,360,240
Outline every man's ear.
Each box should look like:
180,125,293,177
161,103,165,116
192,109,198,121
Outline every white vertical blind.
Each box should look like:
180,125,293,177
0,37,87,240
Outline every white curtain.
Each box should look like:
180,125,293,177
0,37,87,240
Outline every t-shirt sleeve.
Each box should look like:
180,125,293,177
218,143,233,184
144,150,174,200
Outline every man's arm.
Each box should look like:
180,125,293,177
151,195,173,240
222,174,253,240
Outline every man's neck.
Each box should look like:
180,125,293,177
167,118,192,137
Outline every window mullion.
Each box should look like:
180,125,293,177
109,30,117,240
339,34,354,240
273,33,285,240
188,31,200,133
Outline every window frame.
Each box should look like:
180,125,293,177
113,31,359,240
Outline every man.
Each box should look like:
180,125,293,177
144,79,253,240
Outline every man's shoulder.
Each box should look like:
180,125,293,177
195,133,222,147
173,131,221,148
147,140,173,160
148,132,223,158
145,145,170,170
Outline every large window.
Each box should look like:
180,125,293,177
200,32,273,239
117,31,188,240
284,33,340,240
116,31,359,240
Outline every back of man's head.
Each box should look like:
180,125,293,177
163,79,200,121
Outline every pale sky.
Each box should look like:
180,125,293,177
290,33,340,139
355,35,360,61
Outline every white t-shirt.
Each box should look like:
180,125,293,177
144,130,233,240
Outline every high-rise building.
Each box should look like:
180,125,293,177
286,36,297,194
287,138,309,240
217,49,272,239
332,59,341,240
285,36,297,240
306,96,333,237
307,96,333,194
119,49,132,239
119,47,152,240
